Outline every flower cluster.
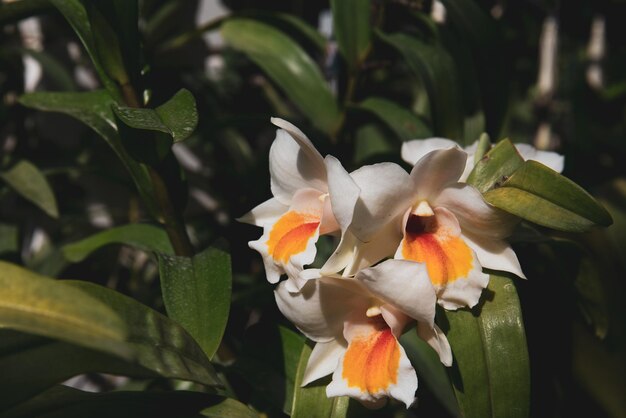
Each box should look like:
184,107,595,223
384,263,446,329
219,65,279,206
240,118,563,408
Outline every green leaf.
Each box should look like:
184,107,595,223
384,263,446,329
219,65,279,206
0,332,151,410
158,246,232,359
353,123,395,164
62,223,174,263
473,133,491,165
270,12,326,52
290,342,349,418
400,332,461,417
0,222,19,254
377,31,464,140
233,324,305,414
201,398,260,418
113,89,198,143
0,262,220,408
439,0,507,137
222,18,340,134
443,275,530,418
50,0,122,101
16,48,76,91
0,262,128,357
18,90,159,218
484,161,613,232
85,0,141,91
2,385,225,418
67,280,220,387
331,0,372,71
466,139,524,194
0,160,58,218
356,97,432,141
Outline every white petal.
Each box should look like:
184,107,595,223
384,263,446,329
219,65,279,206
325,155,360,232
237,197,288,226
269,125,327,205
436,256,489,310
274,278,362,343
434,184,518,239
515,143,564,173
321,231,358,276
356,259,437,326
380,304,411,338
248,188,323,285
401,138,459,165
349,162,414,241
462,232,526,279
416,322,452,367
347,217,404,275
302,340,346,386
326,321,417,408
410,147,467,201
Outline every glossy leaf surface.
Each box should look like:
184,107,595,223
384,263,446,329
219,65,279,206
443,275,530,418
222,18,340,134
159,246,232,359
331,0,371,71
484,161,613,232
113,89,198,143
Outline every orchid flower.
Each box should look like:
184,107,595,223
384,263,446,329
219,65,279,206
322,147,525,310
402,137,565,181
239,118,343,291
275,259,450,408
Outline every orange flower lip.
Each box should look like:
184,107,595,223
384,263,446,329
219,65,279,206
267,211,320,263
342,325,400,393
402,214,473,286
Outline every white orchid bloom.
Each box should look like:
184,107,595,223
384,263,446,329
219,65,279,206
402,137,565,181
239,118,343,291
275,259,450,408
324,147,525,310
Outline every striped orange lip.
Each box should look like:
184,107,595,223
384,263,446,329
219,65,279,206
401,213,473,286
267,210,320,263
342,324,400,393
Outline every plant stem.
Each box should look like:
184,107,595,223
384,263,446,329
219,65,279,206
121,83,194,257
148,167,194,257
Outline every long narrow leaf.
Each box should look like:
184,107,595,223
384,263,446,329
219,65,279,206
443,275,530,418
222,18,340,134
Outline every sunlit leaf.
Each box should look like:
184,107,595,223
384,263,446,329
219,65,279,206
484,161,613,232
0,262,127,356
158,246,232,359
113,89,198,143
62,223,173,263
290,342,349,418
0,262,220,408
222,18,340,134
466,139,523,194
0,160,58,218
2,385,225,418
18,90,159,218
356,97,432,141
443,275,530,418
377,31,464,140
331,0,371,71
